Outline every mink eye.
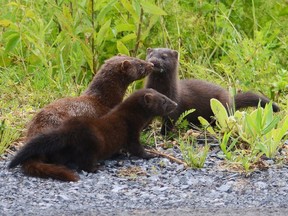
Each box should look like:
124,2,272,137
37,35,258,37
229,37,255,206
161,55,166,60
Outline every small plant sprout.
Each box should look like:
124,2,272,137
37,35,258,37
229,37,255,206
179,135,209,169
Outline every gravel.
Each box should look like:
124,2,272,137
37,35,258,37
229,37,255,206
1,144,288,216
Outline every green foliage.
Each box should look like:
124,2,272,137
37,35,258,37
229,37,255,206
0,120,21,155
175,109,195,130
207,98,288,171
179,135,209,169
1,0,288,158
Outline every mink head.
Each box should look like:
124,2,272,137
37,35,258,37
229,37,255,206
141,88,177,116
146,48,178,73
120,57,154,82
103,55,153,82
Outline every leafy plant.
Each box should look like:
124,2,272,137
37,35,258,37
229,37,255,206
175,109,195,131
208,98,288,171
179,135,209,169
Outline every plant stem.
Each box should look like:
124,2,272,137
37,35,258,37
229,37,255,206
132,6,144,57
91,0,96,73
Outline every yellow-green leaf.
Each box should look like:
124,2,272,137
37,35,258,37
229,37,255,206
117,41,130,56
115,23,135,33
120,33,137,42
140,1,167,15
5,33,20,53
0,19,12,27
210,98,229,129
96,19,111,46
121,0,139,21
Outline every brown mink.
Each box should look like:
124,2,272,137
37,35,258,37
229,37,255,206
145,48,280,134
8,89,178,182
26,55,154,139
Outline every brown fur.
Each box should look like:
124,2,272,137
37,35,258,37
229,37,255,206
8,89,177,182
145,48,280,134
26,55,154,139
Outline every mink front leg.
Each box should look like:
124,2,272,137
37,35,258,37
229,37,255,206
126,135,155,159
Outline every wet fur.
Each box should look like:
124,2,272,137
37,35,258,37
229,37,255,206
8,89,177,182
145,48,280,134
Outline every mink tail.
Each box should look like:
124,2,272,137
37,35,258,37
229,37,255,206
234,92,280,112
22,160,79,182
8,131,79,182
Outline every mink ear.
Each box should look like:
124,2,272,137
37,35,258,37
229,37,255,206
147,48,153,54
118,53,127,57
121,60,132,71
144,93,153,105
172,50,179,58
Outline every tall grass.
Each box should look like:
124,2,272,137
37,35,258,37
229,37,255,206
1,0,287,154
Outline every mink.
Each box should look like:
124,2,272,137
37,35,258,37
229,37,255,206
8,89,178,182
26,55,154,139
145,48,280,134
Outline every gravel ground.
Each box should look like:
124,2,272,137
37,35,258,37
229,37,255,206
1,144,288,216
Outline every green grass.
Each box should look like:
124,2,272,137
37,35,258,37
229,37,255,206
1,0,288,164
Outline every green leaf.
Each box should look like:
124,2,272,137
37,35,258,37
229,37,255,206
210,98,229,129
273,115,288,143
5,33,20,53
198,116,216,135
140,1,167,15
0,19,12,27
117,40,130,55
120,0,139,21
279,7,288,16
120,33,137,42
115,24,135,33
96,0,117,26
96,19,111,46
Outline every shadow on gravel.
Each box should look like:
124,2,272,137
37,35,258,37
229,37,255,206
128,208,288,216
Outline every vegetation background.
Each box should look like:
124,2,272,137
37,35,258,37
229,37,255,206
1,0,287,160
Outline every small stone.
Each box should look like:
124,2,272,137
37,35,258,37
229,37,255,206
255,181,268,189
217,183,232,192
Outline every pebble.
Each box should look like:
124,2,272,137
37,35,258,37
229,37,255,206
1,146,288,215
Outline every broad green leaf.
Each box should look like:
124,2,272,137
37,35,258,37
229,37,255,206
25,9,36,19
262,116,280,135
117,40,130,56
0,19,12,27
115,24,135,33
140,1,167,15
273,115,288,143
5,33,20,53
96,19,111,46
198,116,216,135
120,33,137,42
96,0,117,26
141,15,160,41
245,114,260,137
210,98,229,129
79,40,93,72
262,102,274,128
279,7,288,16
121,0,139,21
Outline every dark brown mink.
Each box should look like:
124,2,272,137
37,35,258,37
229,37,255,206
26,55,154,140
8,89,178,182
145,48,280,134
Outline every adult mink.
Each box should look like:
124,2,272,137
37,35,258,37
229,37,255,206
145,48,280,134
26,55,154,139
8,89,177,182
